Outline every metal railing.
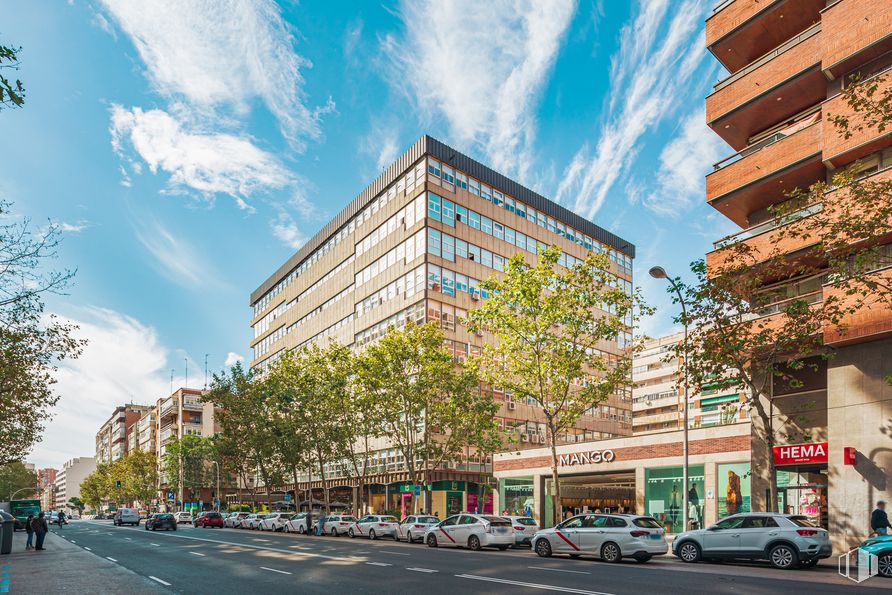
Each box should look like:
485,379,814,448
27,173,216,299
713,202,823,249
712,110,821,171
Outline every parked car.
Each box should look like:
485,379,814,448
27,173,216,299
259,512,290,532
224,512,250,528
284,513,311,534
242,513,266,530
504,515,539,547
146,513,177,531
424,514,514,551
348,515,396,540
174,511,193,524
397,515,440,543
113,508,141,527
533,514,666,563
315,514,355,537
194,512,225,528
47,512,61,525
672,513,832,570
858,533,892,578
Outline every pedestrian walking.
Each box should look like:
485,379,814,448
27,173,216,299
871,500,891,536
32,512,49,551
24,514,34,550
316,512,327,536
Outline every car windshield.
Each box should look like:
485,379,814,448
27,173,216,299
417,516,438,523
158,514,172,519
482,516,511,526
291,513,306,520
633,517,663,529
379,516,397,522
788,516,817,528
514,518,537,526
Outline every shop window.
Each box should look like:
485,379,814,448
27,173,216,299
644,465,705,533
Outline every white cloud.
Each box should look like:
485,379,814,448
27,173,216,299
59,220,92,233
100,0,329,149
383,0,576,180
270,212,307,250
135,219,224,289
110,105,291,209
556,0,709,218
224,352,244,367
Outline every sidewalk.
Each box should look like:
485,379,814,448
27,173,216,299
1,529,165,594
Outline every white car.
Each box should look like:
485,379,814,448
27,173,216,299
284,513,311,534
348,515,399,540
397,515,440,543
174,511,193,525
505,515,539,547
244,513,267,530
319,514,357,537
533,514,667,563
114,508,141,526
424,514,514,551
259,512,290,531
225,512,250,528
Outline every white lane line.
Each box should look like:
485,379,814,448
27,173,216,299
406,567,438,573
125,537,132,540
253,539,270,542
84,547,91,551
455,574,614,594
381,550,410,556
70,540,76,543
149,576,171,586
150,543,160,547
259,566,291,575
366,562,392,567
529,566,591,575
106,557,117,562
189,551,206,557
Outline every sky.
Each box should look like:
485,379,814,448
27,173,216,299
4,0,739,469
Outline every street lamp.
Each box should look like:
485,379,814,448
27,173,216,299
649,266,691,533
212,461,221,511
8,486,40,501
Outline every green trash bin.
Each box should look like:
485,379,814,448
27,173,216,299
0,510,14,554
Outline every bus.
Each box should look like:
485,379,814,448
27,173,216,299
10,499,41,531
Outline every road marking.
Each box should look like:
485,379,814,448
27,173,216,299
70,540,76,543
106,557,117,562
406,567,438,573
125,537,132,540
259,567,291,575
149,576,171,586
253,539,270,542
150,543,160,547
529,566,591,575
365,562,392,567
382,550,410,556
84,547,91,551
189,552,205,557
455,575,614,594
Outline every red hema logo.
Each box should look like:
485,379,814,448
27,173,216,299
773,442,828,465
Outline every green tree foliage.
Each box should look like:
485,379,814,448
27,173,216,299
0,460,38,499
80,462,113,510
163,434,219,502
67,496,85,514
118,449,158,506
466,246,644,526
0,44,25,110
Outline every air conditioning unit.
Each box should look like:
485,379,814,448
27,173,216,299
507,401,516,411
538,436,547,444
475,330,484,337
520,434,529,443
471,293,480,301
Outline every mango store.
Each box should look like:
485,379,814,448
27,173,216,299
493,422,753,531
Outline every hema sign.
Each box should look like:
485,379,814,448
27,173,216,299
559,450,616,466
773,442,828,465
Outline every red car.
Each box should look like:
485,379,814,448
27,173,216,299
194,512,225,528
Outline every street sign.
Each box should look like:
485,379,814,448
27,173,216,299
115,480,122,489
414,485,421,496
199,500,203,508
284,494,290,502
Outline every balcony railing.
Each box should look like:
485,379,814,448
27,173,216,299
713,202,823,249
712,0,734,14
755,289,823,317
713,22,821,93
160,397,178,416
713,108,821,171
182,396,204,411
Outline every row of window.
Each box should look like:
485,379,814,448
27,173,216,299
632,390,677,404
428,228,507,272
253,300,287,339
355,230,425,288
298,313,354,350
355,195,425,257
426,264,488,299
254,323,286,359
354,301,426,348
287,284,354,335
296,255,355,305
355,266,425,318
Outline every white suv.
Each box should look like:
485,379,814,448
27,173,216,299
424,514,514,551
532,514,667,563
672,513,832,569
113,508,140,527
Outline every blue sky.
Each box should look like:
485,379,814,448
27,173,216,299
5,0,738,468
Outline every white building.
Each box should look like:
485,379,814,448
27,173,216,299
54,457,97,514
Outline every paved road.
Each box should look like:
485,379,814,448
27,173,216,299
50,520,885,594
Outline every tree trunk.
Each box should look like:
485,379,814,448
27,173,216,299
547,418,561,527
749,389,778,512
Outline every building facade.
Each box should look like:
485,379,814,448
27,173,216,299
249,135,636,515
37,468,57,512
54,457,97,514
95,404,152,463
705,0,892,548
633,333,748,434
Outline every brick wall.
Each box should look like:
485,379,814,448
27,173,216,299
822,0,892,73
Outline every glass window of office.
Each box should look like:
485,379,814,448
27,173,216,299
644,465,705,533
717,462,751,517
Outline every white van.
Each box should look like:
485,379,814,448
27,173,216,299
113,508,140,526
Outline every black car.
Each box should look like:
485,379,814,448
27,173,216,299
145,513,177,531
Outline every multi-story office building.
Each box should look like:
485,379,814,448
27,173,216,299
249,135,635,516
136,409,157,454
705,0,892,547
54,457,96,514
95,404,153,463
632,333,748,434
37,468,58,511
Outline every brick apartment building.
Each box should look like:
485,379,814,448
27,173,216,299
95,404,153,464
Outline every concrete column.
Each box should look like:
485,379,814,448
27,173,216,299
635,466,646,516
533,474,546,526
704,461,717,526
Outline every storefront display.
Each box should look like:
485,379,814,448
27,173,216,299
644,465,705,533
776,469,828,528
717,462,750,517
500,478,534,517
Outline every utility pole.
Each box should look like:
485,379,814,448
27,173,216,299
185,358,188,389
170,369,174,394
204,354,209,389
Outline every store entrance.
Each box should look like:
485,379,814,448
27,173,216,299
777,466,828,528
556,471,636,521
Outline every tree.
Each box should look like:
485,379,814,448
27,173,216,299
358,322,501,515
0,460,38,500
118,450,158,507
466,246,644,526
0,44,25,110
81,462,113,510
163,434,218,504
67,497,85,515
342,350,384,516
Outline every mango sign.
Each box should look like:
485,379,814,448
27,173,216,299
558,450,616,466
773,442,828,465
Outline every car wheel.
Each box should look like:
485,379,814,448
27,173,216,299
635,554,652,564
330,527,338,537
348,528,355,538
298,526,306,535
878,552,892,577
406,531,412,543
534,539,552,558
769,544,798,570
172,526,177,531
600,542,621,563
678,541,701,563
426,534,438,548
369,529,377,540
468,535,481,551
152,526,156,531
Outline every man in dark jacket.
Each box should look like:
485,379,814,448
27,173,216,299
32,512,49,550
871,500,891,536
24,514,34,550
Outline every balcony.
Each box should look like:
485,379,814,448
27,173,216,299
160,397,178,418
707,0,823,74
707,120,823,226
823,72,892,168
822,0,892,79
182,395,204,411
824,268,892,346
633,411,681,425
159,426,178,444
707,23,824,150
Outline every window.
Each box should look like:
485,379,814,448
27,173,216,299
428,159,441,177
481,216,493,235
583,516,608,528
456,172,468,190
469,211,481,230
455,204,468,223
455,238,468,259
442,234,455,262
469,178,480,196
428,193,441,222
712,516,745,530
468,244,481,263
492,190,503,207
559,516,584,529
632,517,663,529
442,165,455,185
493,223,504,240
460,515,478,525
609,517,628,527
442,198,455,227
742,517,777,529
442,269,455,296
481,185,492,202
505,227,515,246
440,516,458,527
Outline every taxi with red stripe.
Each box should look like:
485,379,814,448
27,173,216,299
348,514,399,540
423,513,514,551
397,515,440,543
532,513,667,563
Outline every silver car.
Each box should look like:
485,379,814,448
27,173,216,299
532,514,667,563
424,514,514,551
504,515,539,547
672,513,832,570
259,512,290,531
396,515,440,543
224,512,249,528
